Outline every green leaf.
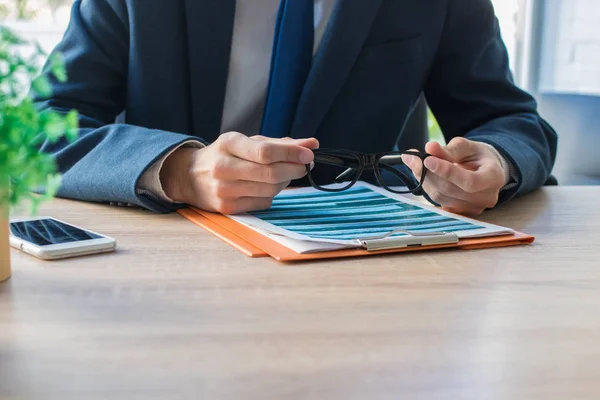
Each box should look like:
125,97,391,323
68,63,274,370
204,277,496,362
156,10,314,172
34,42,47,58
0,27,26,46
31,75,52,97
64,110,79,142
42,112,66,142
0,28,78,214
44,174,62,198
49,53,67,82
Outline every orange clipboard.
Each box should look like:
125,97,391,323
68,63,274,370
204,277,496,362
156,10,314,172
178,207,535,262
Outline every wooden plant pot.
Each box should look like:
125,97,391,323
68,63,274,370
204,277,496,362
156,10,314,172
0,204,10,283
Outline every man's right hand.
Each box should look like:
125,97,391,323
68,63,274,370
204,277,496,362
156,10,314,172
159,132,319,214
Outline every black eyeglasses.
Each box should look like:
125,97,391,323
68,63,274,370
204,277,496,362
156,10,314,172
305,148,437,204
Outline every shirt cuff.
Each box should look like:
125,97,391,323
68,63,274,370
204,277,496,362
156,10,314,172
137,140,205,203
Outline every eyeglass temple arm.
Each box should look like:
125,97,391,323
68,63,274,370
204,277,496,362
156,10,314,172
378,163,441,207
377,162,418,187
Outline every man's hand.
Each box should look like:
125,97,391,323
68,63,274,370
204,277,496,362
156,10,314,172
402,137,508,216
160,132,319,214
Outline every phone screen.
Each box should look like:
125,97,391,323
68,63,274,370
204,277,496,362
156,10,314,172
10,218,102,247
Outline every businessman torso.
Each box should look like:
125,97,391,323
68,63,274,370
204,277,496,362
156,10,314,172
38,0,556,211
89,0,458,151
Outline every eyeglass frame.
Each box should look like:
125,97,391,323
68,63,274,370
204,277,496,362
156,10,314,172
304,148,439,205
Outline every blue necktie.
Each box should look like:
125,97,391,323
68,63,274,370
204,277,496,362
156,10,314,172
261,0,314,137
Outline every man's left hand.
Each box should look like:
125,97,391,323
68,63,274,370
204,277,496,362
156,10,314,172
402,137,508,216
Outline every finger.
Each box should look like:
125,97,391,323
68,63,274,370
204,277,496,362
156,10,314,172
426,137,478,164
295,137,320,150
425,141,450,161
422,188,478,213
420,185,487,215
214,156,308,184
421,169,499,207
423,157,499,193
220,132,314,164
423,181,499,210
401,153,424,180
250,135,320,150
212,180,290,200
401,151,498,207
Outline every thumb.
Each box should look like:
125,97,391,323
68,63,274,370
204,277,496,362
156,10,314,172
426,137,479,163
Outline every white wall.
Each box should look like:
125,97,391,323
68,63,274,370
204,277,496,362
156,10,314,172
538,95,600,184
1,0,71,55
538,0,600,96
535,0,600,184
2,20,66,54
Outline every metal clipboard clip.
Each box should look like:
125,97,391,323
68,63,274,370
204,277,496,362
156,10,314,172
356,230,459,252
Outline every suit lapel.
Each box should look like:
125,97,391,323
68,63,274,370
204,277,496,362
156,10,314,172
290,0,384,139
185,0,236,139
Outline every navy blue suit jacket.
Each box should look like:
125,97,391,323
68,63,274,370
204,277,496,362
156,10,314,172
35,0,557,213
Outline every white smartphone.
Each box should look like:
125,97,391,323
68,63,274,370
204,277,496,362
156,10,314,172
9,217,116,260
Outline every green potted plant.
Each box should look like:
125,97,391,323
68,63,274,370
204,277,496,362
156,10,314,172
0,26,77,282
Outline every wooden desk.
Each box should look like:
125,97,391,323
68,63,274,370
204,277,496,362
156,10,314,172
2,187,600,399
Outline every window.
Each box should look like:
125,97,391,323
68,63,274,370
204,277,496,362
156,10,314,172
0,0,74,54
491,0,523,77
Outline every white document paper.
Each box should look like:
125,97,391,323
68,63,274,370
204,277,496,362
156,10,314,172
227,182,513,254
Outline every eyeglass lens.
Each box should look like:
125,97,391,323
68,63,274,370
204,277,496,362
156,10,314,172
309,151,424,194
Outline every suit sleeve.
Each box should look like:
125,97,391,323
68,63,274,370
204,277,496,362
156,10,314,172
33,0,203,213
424,0,558,204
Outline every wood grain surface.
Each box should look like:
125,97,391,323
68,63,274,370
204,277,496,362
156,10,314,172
1,187,600,400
